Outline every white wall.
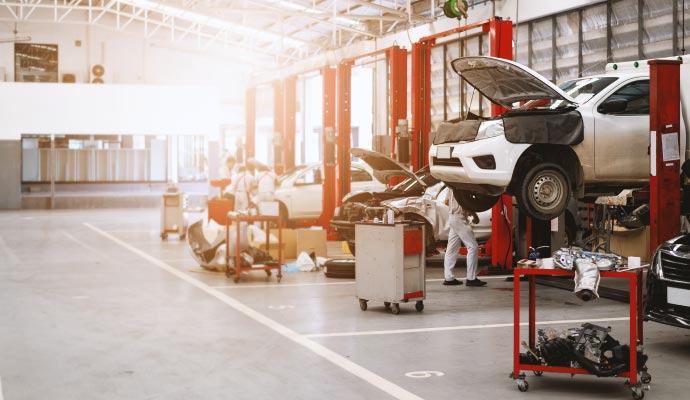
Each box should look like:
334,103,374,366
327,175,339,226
0,21,246,125
0,82,221,140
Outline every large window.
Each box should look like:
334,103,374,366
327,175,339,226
22,134,168,183
15,43,58,83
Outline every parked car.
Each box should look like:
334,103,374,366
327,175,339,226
274,162,385,223
429,56,684,221
645,234,690,329
331,148,490,255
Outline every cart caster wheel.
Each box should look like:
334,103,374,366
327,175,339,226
391,303,400,315
640,371,651,384
266,270,272,277
516,380,529,392
233,276,240,283
277,276,282,283
415,301,424,312
533,371,543,376
631,387,644,400
160,233,168,240
384,302,391,309
359,300,368,311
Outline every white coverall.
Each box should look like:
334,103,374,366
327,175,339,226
227,171,255,211
254,170,277,203
443,190,479,281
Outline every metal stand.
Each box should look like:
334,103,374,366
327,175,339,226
225,213,283,284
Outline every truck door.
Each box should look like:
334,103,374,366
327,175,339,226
594,79,650,180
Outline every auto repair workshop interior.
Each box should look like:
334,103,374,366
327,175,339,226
6,0,690,399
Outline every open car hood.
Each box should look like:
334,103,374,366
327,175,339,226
451,56,577,108
351,148,424,186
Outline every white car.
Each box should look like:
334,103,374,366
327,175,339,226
381,182,492,245
429,56,683,220
275,162,385,221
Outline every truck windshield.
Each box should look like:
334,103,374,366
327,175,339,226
519,77,618,110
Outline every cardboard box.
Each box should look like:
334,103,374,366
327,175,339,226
268,228,297,259
296,228,328,258
255,242,286,260
609,226,650,262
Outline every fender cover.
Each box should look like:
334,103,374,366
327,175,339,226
503,109,584,145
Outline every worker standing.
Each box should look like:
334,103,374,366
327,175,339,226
219,155,238,179
443,190,487,287
254,165,278,203
226,166,255,211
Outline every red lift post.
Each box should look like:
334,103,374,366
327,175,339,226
412,17,513,267
283,76,297,172
272,80,285,174
648,59,682,255
244,87,256,161
333,45,409,205
321,67,338,234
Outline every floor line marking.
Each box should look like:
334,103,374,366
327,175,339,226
304,317,631,338
60,230,117,264
0,235,19,264
83,223,424,400
214,276,512,289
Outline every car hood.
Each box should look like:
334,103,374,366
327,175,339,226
658,234,690,253
451,56,577,108
351,148,423,186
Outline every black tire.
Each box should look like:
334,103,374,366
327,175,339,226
346,241,356,256
452,189,500,212
277,202,290,228
517,163,571,221
415,301,424,312
324,259,355,279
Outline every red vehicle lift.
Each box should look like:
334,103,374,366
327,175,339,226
648,59,682,255
412,17,513,266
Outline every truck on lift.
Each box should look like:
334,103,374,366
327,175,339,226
429,56,690,221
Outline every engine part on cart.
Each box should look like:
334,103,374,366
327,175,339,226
574,259,601,301
552,248,622,271
523,323,648,377
186,219,251,272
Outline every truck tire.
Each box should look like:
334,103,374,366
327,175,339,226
452,189,500,212
517,163,571,221
346,241,356,256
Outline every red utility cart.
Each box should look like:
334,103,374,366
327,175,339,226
225,213,283,284
511,267,650,399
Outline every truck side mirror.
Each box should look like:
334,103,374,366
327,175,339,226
597,98,628,114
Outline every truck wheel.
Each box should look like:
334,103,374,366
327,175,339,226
452,189,500,212
518,163,571,221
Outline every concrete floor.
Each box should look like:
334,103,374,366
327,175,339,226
1,209,689,400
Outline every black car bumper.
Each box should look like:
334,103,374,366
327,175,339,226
644,272,690,329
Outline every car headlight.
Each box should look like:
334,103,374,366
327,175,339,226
475,119,504,141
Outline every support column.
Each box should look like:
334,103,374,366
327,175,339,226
649,59,682,255
284,76,297,171
273,80,285,174
245,87,256,161
321,67,337,232
388,46,408,162
488,17,515,271
336,62,352,206
411,42,432,171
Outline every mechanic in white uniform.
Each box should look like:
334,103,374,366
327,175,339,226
254,168,278,203
443,190,487,287
226,166,255,211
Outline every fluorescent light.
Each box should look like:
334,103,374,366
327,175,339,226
121,0,306,48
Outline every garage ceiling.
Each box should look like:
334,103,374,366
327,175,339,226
0,0,445,67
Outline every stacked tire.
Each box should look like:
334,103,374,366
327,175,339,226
324,259,355,279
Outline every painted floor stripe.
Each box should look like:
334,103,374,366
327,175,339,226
84,223,424,400
214,276,512,289
304,317,631,338
0,235,19,264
